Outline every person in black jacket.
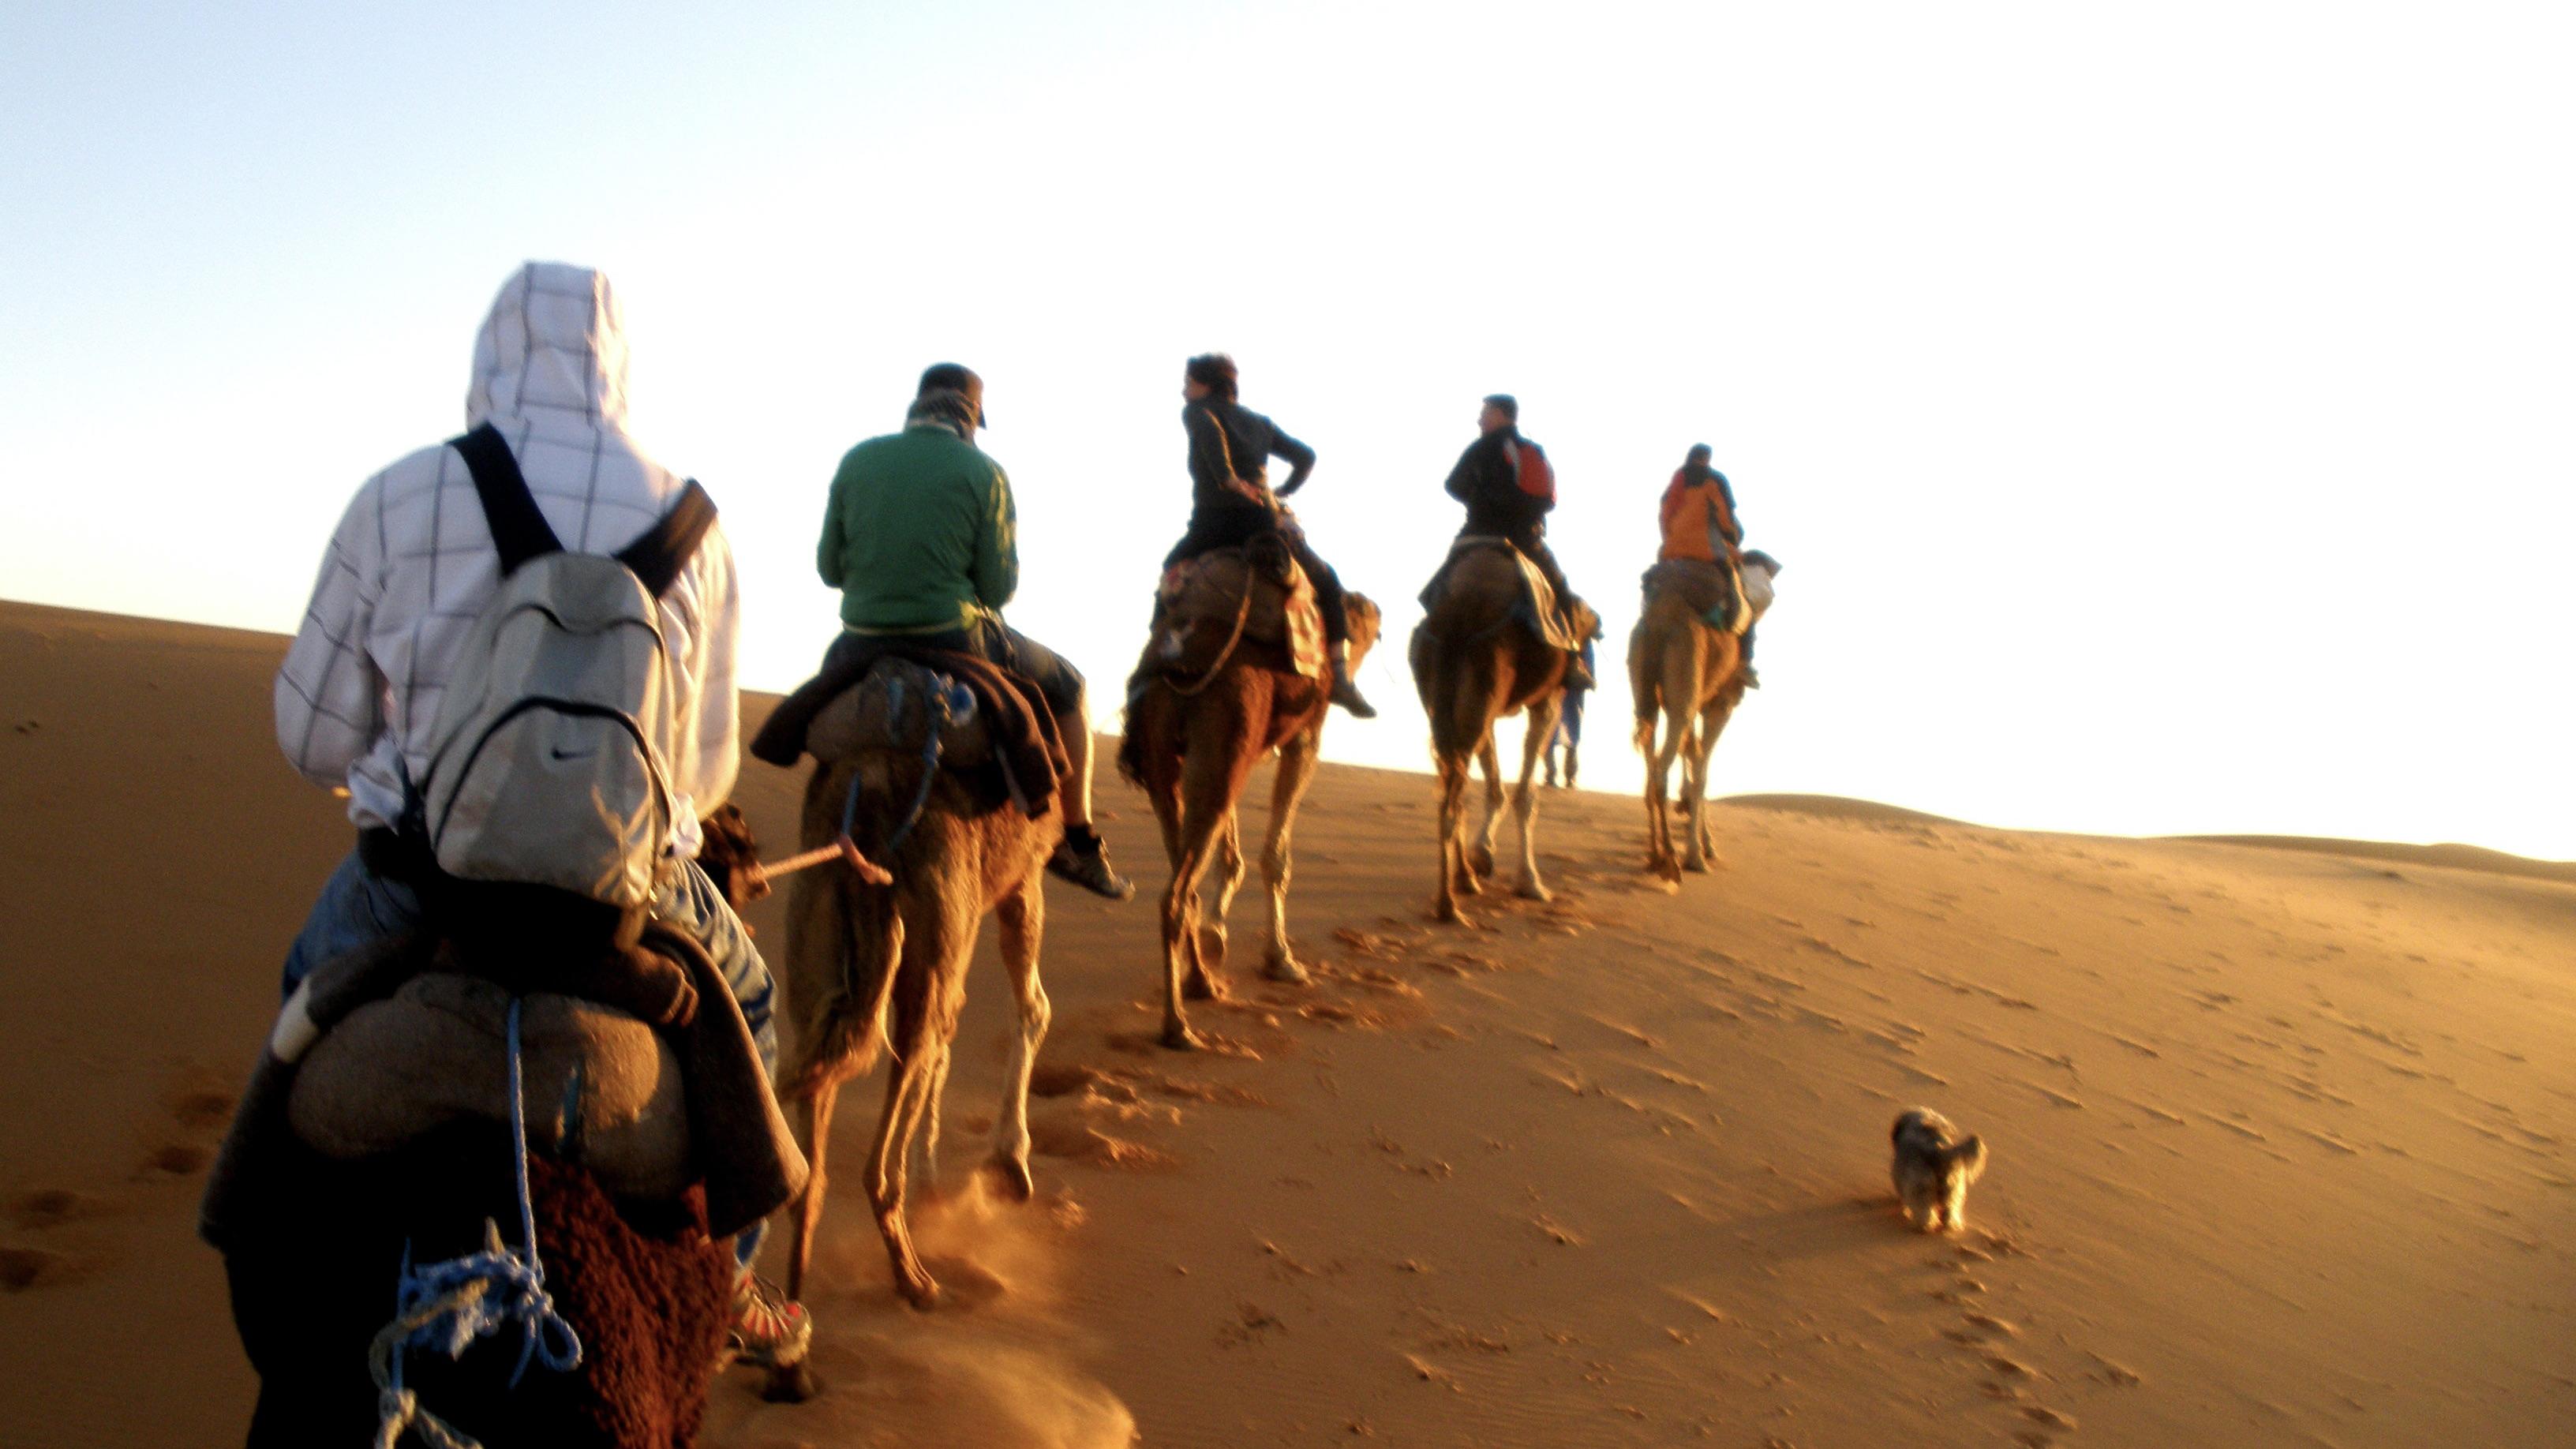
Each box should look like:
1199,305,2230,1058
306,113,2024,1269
1443,394,1591,687
1163,353,1375,717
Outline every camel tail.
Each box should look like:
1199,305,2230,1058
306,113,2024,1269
1423,634,1485,760
779,753,924,1097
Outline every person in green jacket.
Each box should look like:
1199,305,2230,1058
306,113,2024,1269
815,363,1131,899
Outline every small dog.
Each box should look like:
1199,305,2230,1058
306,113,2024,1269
1891,1108,1988,1233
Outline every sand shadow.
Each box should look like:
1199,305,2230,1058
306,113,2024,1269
1722,1195,1904,1263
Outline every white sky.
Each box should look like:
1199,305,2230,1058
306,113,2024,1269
4,1,2570,857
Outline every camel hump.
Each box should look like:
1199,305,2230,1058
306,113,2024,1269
1148,540,1327,680
801,659,995,769
1421,540,1586,652
286,972,693,1202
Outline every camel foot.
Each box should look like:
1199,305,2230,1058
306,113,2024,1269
1182,968,1221,1002
895,1269,942,1311
1161,1020,1208,1052
762,1361,822,1403
1468,844,1496,878
1456,869,1485,897
1683,855,1710,874
1262,953,1310,985
1515,878,1552,903
987,1151,1035,1202
1194,924,1227,971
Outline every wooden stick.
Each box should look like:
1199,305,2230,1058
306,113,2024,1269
759,834,893,887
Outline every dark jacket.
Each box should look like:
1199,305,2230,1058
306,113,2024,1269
1185,400,1315,526
1445,429,1553,537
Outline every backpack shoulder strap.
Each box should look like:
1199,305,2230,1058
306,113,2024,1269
617,481,719,597
448,424,563,575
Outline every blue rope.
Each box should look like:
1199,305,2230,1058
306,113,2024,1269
880,679,969,858
373,998,583,1447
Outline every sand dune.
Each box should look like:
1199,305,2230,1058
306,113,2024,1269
2,600,2570,1447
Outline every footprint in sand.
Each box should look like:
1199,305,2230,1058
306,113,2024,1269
0,1244,96,1293
6,1187,107,1231
137,1141,211,1178
1027,1113,1178,1171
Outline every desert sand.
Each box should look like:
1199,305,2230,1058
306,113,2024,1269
2,597,2570,1447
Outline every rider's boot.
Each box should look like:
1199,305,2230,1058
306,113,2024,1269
1328,642,1377,718
1048,823,1136,900
1562,638,1597,691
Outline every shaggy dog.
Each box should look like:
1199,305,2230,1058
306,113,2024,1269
696,803,771,915
1891,1108,1988,1233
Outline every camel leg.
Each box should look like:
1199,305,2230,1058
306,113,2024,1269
1689,685,1742,867
869,1039,942,1309
989,876,1047,1200
1171,732,1256,1020
1259,728,1321,982
1652,633,1702,882
1162,749,1249,1050
1199,811,1245,982
781,1077,839,1306
1681,706,1716,871
1434,751,1472,925
1656,703,1694,880
909,1039,953,1199
1468,729,1504,882
761,1076,837,1402
1513,695,1559,900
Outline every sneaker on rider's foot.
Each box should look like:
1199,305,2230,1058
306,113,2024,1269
1049,828,1135,900
728,1269,812,1369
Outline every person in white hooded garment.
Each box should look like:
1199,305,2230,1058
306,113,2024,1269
270,260,811,1368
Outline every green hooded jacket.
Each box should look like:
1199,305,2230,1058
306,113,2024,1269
817,421,1018,634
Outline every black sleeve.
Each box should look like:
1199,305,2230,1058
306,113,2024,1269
1443,438,1486,505
1267,416,1316,496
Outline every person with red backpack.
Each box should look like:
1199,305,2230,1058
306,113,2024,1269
266,262,811,1372
1441,393,1592,686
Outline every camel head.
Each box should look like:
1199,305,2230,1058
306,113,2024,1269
1343,593,1383,672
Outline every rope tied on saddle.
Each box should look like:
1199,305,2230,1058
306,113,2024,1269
754,670,974,887
1160,570,1259,698
368,998,583,1449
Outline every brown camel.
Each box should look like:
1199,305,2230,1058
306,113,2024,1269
1628,588,1749,879
1120,553,1380,1050
769,661,1058,1391
1410,545,1588,925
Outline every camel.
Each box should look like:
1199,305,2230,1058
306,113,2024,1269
769,661,1059,1395
1119,548,1380,1050
206,914,783,1447
1410,545,1590,925
1629,552,1776,879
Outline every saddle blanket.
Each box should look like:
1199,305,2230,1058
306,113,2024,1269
1149,543,1327,680
1423,536,1589,653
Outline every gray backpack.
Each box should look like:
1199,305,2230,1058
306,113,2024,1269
414,425,718,908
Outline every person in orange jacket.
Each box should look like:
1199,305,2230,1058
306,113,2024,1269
1657,444,1759,683
1657,444,1742,567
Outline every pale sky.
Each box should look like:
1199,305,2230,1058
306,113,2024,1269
4,1,2570,858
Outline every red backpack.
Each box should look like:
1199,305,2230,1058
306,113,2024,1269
1506,437,1555,503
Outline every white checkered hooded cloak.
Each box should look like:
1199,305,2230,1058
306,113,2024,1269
274,262,740,856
